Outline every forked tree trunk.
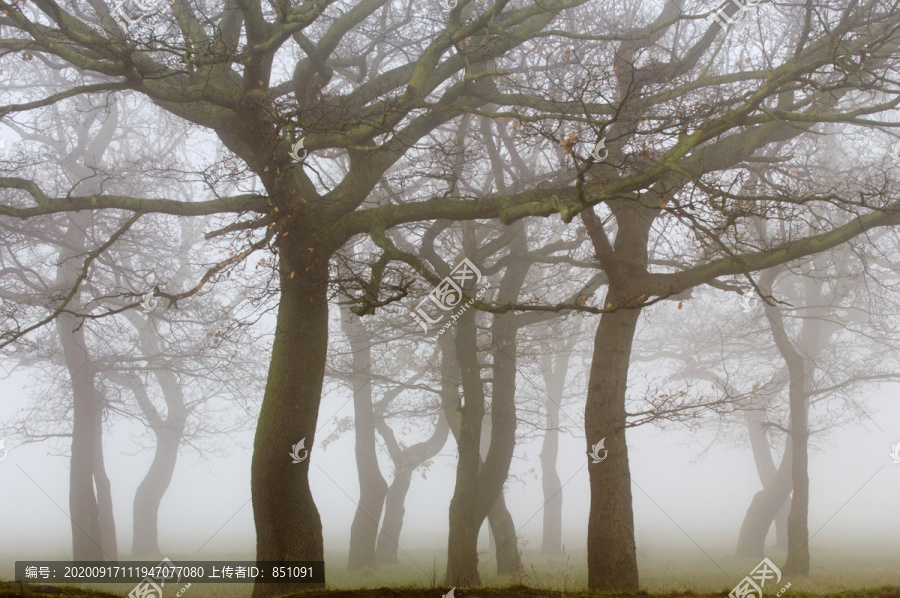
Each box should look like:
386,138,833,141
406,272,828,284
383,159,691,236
57,213,114,561
445,239,525,585
342,311,388,569
736,404,793,558
116,312,189,557
374,410,449,566
585,294,642,591
251,244,329,598
735,444,792,558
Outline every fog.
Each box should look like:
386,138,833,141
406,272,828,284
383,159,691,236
3,1,900,596
4,379,900,561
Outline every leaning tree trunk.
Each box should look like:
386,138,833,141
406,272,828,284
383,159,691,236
374,410,449,566
764,293,810,576
121,310,189,557
342,310,388,569
375,465,413,565
735,402,793,558
487,492,521,575
735,443,792,558
251,243,329,598
585,291,642,591
132,423,182,557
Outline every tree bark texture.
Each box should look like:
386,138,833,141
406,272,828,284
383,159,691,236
251,243,329,598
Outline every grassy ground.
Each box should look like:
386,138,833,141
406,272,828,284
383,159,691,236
2,545,899,598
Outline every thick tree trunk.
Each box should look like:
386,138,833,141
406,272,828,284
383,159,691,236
585,297,641,591
342,311,388,570
251,245,329,598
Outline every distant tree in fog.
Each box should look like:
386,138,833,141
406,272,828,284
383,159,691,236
0,93,265,560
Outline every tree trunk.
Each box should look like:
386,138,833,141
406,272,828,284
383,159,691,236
57,213,115,562
763,284,810,576
251,244,329,598
444,238,526,586
60,311,106,561
374,410,449,566
342,310,388,570
585,296,641,591
132,424,182,557
445,309,486,587
375,467,413,566
539,319,580,556
734,444,792,558
93,434,118,561
782,370,809,575
774,499,789,550
540,402,562,556
487,492,521,575
735,407,793,558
